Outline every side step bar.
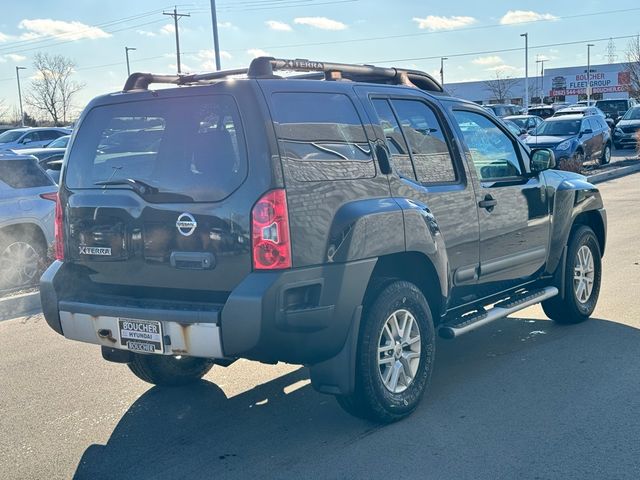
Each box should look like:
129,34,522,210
438,287,559,339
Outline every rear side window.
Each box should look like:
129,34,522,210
66,95,247,202
40,130,62,141
0,159,54,188
390,99,457,184
371,99,415,180
270,92,374,181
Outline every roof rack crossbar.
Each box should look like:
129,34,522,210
122,68,249,92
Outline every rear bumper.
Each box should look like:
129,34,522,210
40,258,376,364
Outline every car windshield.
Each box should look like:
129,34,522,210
0,130,24,143
508,118,527,128
48,135,70,148
597,100,627,114
622,108,640,120
534,119,581,136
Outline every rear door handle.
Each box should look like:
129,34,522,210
478,195,497,211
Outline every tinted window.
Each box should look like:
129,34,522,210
39,130,62,141
48,136,70,148
391,99,457,184
271,92,373,181
536,119,581,136
622,107,640,120
23,132,40,143
0,130,24,143
66,95,247,202
371,99,415,179
0,159,54,188
454,110,522,181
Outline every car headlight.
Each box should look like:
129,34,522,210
556,140,573,151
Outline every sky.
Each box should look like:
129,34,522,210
0,0,639,119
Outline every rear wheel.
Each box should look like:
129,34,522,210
336,280,435,423
542,226,602,324
128,354,214,386
600,143,611,165
0,233,45,290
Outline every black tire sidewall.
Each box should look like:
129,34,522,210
566,226,602,318
600,144,611,165
359,281,435,420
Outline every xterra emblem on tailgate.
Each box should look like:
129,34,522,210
176,212,197,236
79,246,112,256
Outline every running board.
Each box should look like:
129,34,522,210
438,287,559,339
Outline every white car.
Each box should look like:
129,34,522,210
0,127,71,151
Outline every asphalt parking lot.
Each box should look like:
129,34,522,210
1,172,639,480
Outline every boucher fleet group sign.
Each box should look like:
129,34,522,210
550,69,631,96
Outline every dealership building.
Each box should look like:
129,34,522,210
445,61,633,105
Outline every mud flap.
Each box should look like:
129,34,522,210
309,305,362,396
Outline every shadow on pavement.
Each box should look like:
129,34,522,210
74,316,640,479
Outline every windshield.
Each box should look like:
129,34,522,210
508,118,527,129
0,130,24,143
622,108,640,120
596,100,627,114
65,94,248,202
534,119,581,136
48,135,70,148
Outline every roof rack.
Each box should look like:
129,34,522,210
122,57,443,93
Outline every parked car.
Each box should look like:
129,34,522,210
596,98,638,124
526,114,612,165
0,127,71,152
0,153,56,290
41,57,606,423
504,114,544,133
12,134,70,182
483,103,521,117
553,105,614,129
503,119,529,139
612,105,640,149
575,100,597,107
527,105,555,119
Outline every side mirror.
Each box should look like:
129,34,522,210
375,143,392,175
580,128,593,136
21,137,32,144
530,148,556,173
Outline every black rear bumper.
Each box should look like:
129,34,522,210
40,258,376,365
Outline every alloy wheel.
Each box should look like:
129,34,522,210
573,245,595,304
377,309,421,393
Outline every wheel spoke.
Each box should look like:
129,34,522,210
388,362,402,392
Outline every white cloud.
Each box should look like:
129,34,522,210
18,19,110,40
137,29,156,37
218,21,234,28
160,23,175,35
0,32,11,42
5,54,27,62
412,15,476,31
486,64,521,73
247,48,271,58
195,49,233,70
266,20,292,31
0,57,6,63
472,55,504,66
293,17,347,30
500,10,558,25
168,63,194,72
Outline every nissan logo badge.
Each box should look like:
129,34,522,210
176,213,197,236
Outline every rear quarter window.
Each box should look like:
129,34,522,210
0,159,54,189
270,92,374,182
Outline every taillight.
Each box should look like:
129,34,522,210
251,189,291,270
40,192,64,260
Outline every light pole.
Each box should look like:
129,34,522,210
587,43,595,104
125,46,136,77
521,33,529,111
536,57,549,103
15,66,26,127
440,57,448,87
210,0,221,70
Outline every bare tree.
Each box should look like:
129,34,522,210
483,70,520,103
625,35,640,99
25,53,84,126
0,99,8,123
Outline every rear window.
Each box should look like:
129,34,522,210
65,94,247,202
0,159,54,189
270,92,374,181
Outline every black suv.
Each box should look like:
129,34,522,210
41,58,606,423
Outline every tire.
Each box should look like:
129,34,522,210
336,280,435,423
542,225,602,324
600,143,611,165
574,149,585,165
0,232,46,290
613,142,622,150
128,354,214,386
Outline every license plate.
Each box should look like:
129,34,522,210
118,318,164,354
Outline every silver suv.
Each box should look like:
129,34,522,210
0,154,56,290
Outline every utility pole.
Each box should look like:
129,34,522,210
440,57,448,87
125,46,136,77
587,43,594,104
521,33,529,111
16,66,26,127
163,6,190,74
536,56,549,103
209,0,221,70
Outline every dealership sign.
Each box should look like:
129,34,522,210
550,69,631,96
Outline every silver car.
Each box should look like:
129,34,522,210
0,153,56,290
0,127,71,152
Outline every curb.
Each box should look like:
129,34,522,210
587,162,640,184
0,291,41,322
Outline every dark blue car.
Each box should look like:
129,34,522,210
525,114,611,166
